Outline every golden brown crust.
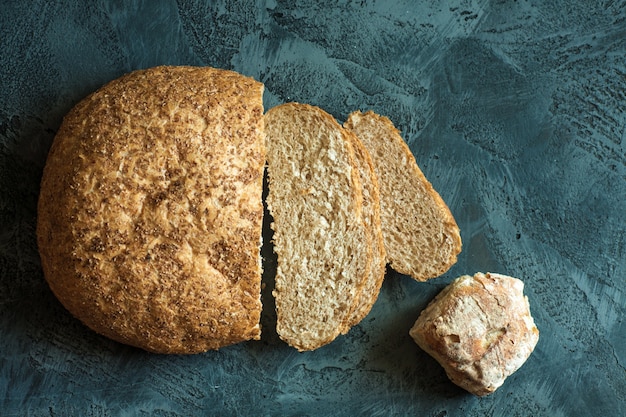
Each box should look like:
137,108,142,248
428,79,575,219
37,66,265,354
409,272,539,396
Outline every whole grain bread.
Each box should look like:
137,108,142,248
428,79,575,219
37,66,266,354
344,110,462,281
342,130,386,331
409,272,539,396
264,102,372,351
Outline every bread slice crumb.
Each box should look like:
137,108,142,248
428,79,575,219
345,110,462,281
265,103,372,351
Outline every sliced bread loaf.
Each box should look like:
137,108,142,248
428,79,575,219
37,66,265,354
344,110,462,281
264,103,372,351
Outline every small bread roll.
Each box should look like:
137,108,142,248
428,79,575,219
409,272,539,396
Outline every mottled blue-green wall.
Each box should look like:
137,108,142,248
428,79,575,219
1,1,624,415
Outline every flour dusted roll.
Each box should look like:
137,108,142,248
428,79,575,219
409,272,539,396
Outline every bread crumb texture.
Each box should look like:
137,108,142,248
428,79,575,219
265,103,372,351
37,66,265,354
345,110,462,281
409,272,539,396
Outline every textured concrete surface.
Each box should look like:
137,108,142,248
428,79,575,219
1,1,624,415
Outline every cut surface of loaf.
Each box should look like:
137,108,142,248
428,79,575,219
37,66,265,354
409,272,539,396
344,110,462,281
265,103,371,351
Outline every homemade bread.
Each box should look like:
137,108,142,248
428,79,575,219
342,130,386,331
344,110,462,281
264,103,372,351
37,66,265,354
409,272,540,396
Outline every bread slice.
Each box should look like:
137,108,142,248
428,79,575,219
264,102,372,351
344,110,462,281
341,130,386,331
37,66,265,354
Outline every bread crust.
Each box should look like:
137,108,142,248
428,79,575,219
409,272,539,395
37,66,265,354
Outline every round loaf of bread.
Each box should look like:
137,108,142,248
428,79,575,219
37,66,266,354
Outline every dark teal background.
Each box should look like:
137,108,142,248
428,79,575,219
1,1,625,416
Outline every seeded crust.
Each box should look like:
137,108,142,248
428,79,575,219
344,110,462,281
265,103,372,351
409,272,540,396
37,66,265,354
